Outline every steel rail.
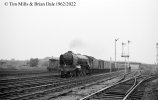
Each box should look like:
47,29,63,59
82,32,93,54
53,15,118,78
4,71,123,100
0,73,58,82
79,74,142,100
0,78,68,95
9,74,119,100
38,72,128,100
123,74,158,100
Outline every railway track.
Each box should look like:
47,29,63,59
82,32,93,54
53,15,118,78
0,75,67,99
0,73,60,93
0,70,50,77
79,74,148,100
0,73,59,86
37,70,139,100
124,74,158,100
0,71,123,100
0,71,59,82
0,77,67,93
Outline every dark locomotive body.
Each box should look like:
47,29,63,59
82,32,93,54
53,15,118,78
59,51,91,77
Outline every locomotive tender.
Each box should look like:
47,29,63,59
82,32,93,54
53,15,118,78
58,51,117,77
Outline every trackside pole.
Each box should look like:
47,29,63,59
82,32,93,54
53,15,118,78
156,43,158,65
121,41,130,74
110,57,112,72
127,40,131,71
125,58,127,73
115,38,119,71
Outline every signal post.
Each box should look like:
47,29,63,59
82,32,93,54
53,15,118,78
121,41,130,73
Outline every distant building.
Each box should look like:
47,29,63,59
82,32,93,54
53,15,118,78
0,61,7,68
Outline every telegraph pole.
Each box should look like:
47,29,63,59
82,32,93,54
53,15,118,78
115,38,119,71
121,42,126,73
110,57,112,72
127,40,131,69
156,43,158,65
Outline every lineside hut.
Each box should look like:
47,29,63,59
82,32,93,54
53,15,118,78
47,57,59,72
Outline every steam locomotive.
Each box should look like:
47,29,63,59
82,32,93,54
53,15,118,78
59,51,120,77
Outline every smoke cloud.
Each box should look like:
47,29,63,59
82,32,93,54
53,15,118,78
69,39,107,59
69,39,87,49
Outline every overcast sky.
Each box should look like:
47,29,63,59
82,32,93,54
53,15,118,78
0,0,158,64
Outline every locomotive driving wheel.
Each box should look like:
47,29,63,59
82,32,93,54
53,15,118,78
69,71,73,77
61,71,66,78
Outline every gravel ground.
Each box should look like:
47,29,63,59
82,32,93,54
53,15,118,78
53,76,122,100
38,70,137,100
142,78,158,100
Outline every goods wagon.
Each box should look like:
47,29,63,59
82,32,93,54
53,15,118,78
59,51,119,78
